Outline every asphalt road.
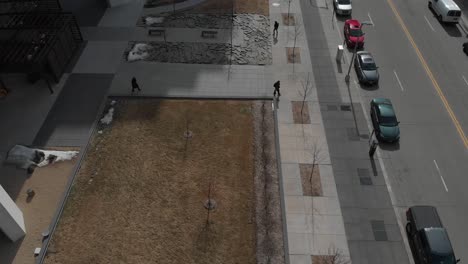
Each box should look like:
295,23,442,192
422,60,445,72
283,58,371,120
333,0,468,261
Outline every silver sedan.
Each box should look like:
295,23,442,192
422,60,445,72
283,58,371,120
354,51,379,85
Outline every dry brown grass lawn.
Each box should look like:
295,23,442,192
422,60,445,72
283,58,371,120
186,0,269,16
45,100,257,264
5,148,79,264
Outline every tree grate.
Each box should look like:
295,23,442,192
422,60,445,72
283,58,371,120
371,220,388,241
340,105,351,111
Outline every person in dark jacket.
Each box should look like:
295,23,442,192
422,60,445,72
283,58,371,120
273,80,281,97
131,77,141,93
273,21,279,37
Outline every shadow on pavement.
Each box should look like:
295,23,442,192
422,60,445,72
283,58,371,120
378,140,400,151
0,232,24,264
441,22,463,37
359,82,379,91
336,61,343,73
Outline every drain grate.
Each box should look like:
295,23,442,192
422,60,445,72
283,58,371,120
340,105,351,111
359,177,373,185
371,220,388,241
357,168,372,185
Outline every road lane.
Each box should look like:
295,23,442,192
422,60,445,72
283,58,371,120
331,0,468,261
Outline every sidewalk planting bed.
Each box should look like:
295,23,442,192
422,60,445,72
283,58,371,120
144,0,269,16
44,99,284,264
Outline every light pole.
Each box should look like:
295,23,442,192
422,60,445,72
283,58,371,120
345,21,373,82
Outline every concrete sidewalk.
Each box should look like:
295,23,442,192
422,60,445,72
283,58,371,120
269,0,351,263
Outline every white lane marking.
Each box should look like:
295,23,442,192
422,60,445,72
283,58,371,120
433,160,449,192
393,70,404,91
368,13,375,27
424,15,436,32
353,81,416,264
462,75,468,87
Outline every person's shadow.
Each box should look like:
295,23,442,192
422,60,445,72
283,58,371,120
273,35,278,45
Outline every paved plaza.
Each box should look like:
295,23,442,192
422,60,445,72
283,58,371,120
0,0,412,263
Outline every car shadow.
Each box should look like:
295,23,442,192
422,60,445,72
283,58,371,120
334,13,350,23
378,140,400,151
441,22,463,37
359,82,379,91
427,8,463,37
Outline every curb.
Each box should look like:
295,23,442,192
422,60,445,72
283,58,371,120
36,95,110,264
272,98,290,264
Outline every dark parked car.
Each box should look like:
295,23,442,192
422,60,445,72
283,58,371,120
354,51,379,85
370,98,400,142
463,42,468,55
406,206,460,264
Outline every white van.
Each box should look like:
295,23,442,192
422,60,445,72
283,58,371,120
428,0,461,23
333,0,352,16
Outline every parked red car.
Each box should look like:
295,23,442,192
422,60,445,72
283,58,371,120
344,19,364,49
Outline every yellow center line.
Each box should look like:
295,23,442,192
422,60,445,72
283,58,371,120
386,0,468,148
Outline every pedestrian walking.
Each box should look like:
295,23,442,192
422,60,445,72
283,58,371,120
273,21,279,37
273,80,281,97
131,77,141,93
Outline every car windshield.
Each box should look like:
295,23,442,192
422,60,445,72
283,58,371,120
349,28,363,37
431,253,456,264
380,115,398,126
338,0,350,4
362,60,377,70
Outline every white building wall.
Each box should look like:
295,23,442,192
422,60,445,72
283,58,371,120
0,185,26,242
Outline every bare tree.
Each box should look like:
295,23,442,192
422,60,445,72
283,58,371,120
183,111,193,159
308,138,321,184
298,72,312,123
323,245,351,264
205,183,216,225
291,19,302,73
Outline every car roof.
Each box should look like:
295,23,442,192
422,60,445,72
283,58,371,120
346,19,361,28
372,98,395,117
377,103,395,117
409,206,443,230
441,0,460,10
357,52,374,62
424,228,455,258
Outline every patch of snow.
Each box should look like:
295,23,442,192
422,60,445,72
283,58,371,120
127,43,150,62
100,107,114,125
145,16,164,26
37,150,79,167
110,100,117,106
